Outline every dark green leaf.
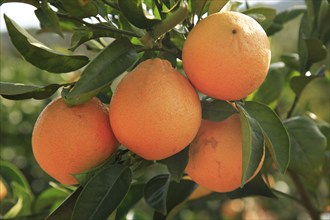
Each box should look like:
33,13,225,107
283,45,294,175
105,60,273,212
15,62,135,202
289,75,320,96
161,147,189,182
190,0,208,17
316,0,330,43
72,165,132,220
70,26,121,51
115,183,145,220
304,38,327,66
253,63,286,105
284,116,326,178
65,37,139,105
0,82,68,100
4,15,89,73
144,174,171,215
280,53,300,71
34,1,63,37
201,99,237,122
227,173,277,199
47,187,83,220
237,104,265,186
298,12,311,73
243,7,276,30
58,0,98,18
153,179,197,219
241,101,291,173
34,188,70,213
118,0,161,29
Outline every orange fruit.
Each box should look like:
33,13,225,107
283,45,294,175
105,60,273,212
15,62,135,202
0,179,8,201
182,11,271,100
186,114,264,192
32,97,118,185
109,58,201,160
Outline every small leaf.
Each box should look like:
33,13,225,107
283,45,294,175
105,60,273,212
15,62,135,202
304,37,327,66
253,63,286,105
34,188,70,213
237,104,265,186
118,0,161,29
144,174,171,215
226,173,277,199
208,0,228,14
243,7,276,30
190,0,208,18
115,183,145,220
280,53,300,71
201,99,237,122
0,82,68,100
284,116,326,179
4,15,89,73
72,165,132,220
242,101,291,173
298,12,311,73
65,37,139,105
289,75,320,96
34,1,63,37
47,187,83,220
161,147,189,182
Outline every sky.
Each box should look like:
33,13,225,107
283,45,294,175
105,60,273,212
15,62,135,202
0,1,305,32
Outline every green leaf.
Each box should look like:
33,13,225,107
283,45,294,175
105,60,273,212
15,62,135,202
242,101,291,173
0,82,68,100
1,0,39,6
4,15,89,73
144,174,171,215
72,165,132,220
34,188,70,213
58,0,98,18
153,179,197,219
237,104,265,186
243,7,276,30
0,160,31,194
115,183,145,220
226,173,277,199
70,26,121,51
252,63,286,105
201,99,238,122
304,38,327,66
4,182,34,218
47,187,83,220
34,1,63,37
280,53,300,71
118,0,161,29
65,37,139,105
298,12,311,73
284,116,326,179
161,147,189,182
289,75,320,97
190,0,208,17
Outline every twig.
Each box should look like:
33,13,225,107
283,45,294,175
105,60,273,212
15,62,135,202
288,170,320,220
286,95,299,118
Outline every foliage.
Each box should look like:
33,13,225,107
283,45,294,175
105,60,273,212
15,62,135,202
0,0,329,219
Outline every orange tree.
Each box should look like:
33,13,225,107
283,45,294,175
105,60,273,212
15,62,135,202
0,0,329,219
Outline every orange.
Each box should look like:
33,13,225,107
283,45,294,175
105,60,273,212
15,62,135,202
186,114,264,192
109,58,201,160
32,97,118,185
0,179,8,201
182,11,271,100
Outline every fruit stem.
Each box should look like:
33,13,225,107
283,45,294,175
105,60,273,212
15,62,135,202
140,0,189,48
288,169,321,220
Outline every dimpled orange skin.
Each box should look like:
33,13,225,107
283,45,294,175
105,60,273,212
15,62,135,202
109,58,202,160
186,114,264,192
182,11,271,100
32,97,118,185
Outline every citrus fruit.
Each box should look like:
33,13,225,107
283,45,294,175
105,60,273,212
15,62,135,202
182,11,271,100
32,97,118,185
109,58,201,160
186,114,265,192
0,179,8,201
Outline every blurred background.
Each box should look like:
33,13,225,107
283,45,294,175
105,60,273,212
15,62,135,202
0,1,329,219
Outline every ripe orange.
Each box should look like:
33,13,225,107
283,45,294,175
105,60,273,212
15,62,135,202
32,97,118,185
186,114,264,192
182,11,271,100
109,58,201,160
0,179,8,201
